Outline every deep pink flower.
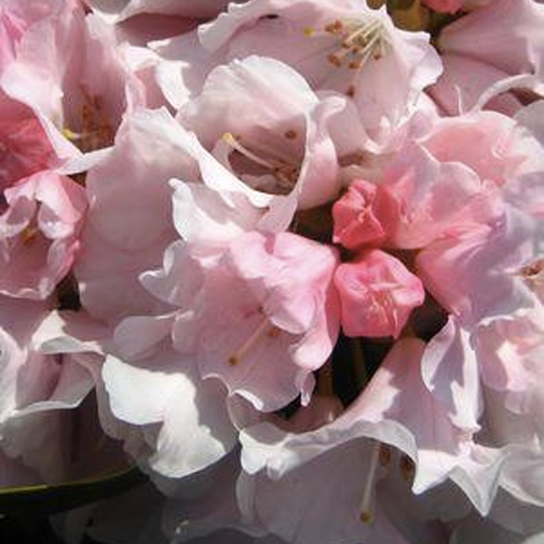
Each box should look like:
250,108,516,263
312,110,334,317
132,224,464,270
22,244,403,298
334,249,425,338
332,178,398,250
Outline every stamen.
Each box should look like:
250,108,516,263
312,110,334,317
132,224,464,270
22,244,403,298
222,133,277,170
359,440,381,524
228,316,273,366
310,15,391,79
21,225,39,245
62,86,114,152
222,132,299,192
520,258,544,279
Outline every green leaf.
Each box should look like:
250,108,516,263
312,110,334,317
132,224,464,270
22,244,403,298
0,467,147,516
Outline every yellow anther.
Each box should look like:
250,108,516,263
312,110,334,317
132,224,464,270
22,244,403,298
62,128,81,141
22,225,39,244
359,511,372,524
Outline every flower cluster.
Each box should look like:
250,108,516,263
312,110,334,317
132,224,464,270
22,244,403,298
1,0,544,543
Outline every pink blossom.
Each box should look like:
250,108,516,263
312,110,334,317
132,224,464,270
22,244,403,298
178,55,342,214
0,171,86,300
74,109,196,323
237,338,509,544
380,142,484,249
171,232,340,411
334,249,425,338
0,302,118,482
1,0,146,169
439,0,544,77
332,178,398,250
199,0,442,147
0,0,65,68
416,209,536,325
103,343,238,479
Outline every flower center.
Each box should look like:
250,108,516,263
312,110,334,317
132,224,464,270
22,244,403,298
303,17,391,97
222,132,300,193
63,86,114,153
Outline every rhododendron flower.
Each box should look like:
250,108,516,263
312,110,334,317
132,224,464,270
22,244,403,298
0,302,121,481
332,178,398,249
335,249,425,338
3,1,544,543
1,0,145,169
432,0,544,115
179,55,342,213
170,231,340,411
199,0,442,146
0,171,86,300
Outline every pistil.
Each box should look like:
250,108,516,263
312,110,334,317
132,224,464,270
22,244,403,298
228,316,277,366
359,440,381,524
304,16,391,96
222,132,299,192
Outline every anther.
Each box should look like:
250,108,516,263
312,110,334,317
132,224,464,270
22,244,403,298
521,259,544,278
399,454,415,481
22,225,39,244
327,53,343,67
284,129,298,140
379,445,391,467
324,20,343,34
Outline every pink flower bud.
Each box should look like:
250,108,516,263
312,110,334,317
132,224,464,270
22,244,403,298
332,179,398,250
421,0,466,13
334,249,425,338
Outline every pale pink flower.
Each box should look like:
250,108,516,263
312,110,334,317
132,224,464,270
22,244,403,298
416,208,537,326
0,0,66,68
0,171,86,300
178,55,343,214
434,0,544,112
0,302,119,482
334,249,425,338
380,141,485,249
150,28,227,111
419,312,544,511
439,0,544,77
170,231,340,411
75,109,195,322
237,339,509,544
1,0,146,170
199,0,442,147
103,341,238,479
